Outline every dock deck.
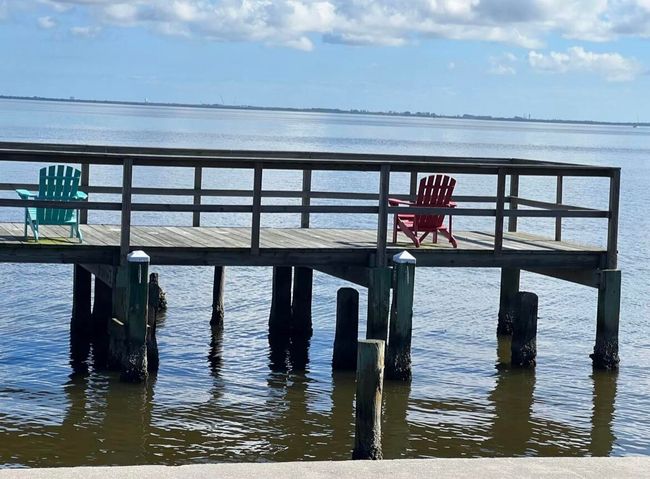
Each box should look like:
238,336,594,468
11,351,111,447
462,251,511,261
0,224,605,269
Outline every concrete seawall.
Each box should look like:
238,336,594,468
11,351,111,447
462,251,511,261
0,458,648,479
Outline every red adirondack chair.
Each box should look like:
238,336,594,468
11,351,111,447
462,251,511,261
389,174,458,248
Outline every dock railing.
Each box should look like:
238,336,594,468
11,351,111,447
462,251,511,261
0,142,619,268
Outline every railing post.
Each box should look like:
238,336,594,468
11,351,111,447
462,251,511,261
80,163,89,224
251,163,263,255
193,166,203,227
494,169,506,253
301,169,312,229
555,175,563,241
606,170,620,269
409,171,418,199
508,173,519,232
376,165,390,267
120,157,133,262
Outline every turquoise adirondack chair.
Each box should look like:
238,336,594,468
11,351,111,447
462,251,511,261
15,165,87,242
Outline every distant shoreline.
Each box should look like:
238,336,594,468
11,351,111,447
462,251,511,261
2,94,647,128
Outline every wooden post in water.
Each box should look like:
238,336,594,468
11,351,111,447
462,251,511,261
291,267,313,338
511,292,538,368
386,251,416,381
211,266,226,329
269,266,292,337
71,264,92,368
352,339,385,460
332,287,359,371
91,276,112,369
497,268,520,335
591,269,621,370
109,251,151,382
146,272,162,373
366,266,391,341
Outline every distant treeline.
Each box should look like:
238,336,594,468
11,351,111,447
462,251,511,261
1,94,647,128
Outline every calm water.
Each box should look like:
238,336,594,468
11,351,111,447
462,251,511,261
0,99,649,467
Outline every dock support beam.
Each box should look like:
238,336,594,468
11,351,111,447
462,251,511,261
332,287,359,371
366,266,391,341
498,268,520,336
591,270,621,370
353,339,385,460
71,264,92,368
109,251,151,382
211,266,225,329
269,266,292,337
386,252,416,381
291,267,313,338
511,292,538,368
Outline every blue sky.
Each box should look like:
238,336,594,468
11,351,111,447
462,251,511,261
1,0,649,122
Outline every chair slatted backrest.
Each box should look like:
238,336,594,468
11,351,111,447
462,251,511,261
414,174,456,230
36,165,81,224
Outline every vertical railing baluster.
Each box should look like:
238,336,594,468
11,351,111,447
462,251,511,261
409,171,418,200
606,169,620,269
494,169,506,253
120,157,133,263
301,169,312,229
508,173,519,233
555,175,563,241
193,166,203,227
251,163,263,255
80,163,89,224
376,165,390,267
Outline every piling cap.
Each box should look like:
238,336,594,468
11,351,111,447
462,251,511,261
127,250,150,263
393,251,416,264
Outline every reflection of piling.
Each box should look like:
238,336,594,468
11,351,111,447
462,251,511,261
211,266,225,329
590,370,618,456
386,252,416,381
353,339,385,460
333,288,359,371
511,292,538,368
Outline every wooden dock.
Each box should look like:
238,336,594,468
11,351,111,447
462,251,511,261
0,141,622,383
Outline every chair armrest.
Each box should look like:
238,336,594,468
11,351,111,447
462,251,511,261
15,189,36,199
73,191,88,201
388,198,414,206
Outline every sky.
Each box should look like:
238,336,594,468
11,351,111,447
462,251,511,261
1,0,649,122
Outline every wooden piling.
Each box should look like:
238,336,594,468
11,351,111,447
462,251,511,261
332,287,359,371
366,266,391,341
291,266,313,338
386,251,416,381
352,339,385,460
269,266,292,337
497,268,520,335
91,276,112,369
70,264,92,371
591,269,621,370
211,266,225,329
511,292,538,368
146,273,161,373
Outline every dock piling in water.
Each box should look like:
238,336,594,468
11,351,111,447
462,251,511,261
353,339,385,460
91,276,112,369
366,266,391,341
591,269,621,370
511,292,538,368
386,251,416,381
269,266,292,337
211,266,225,329
498,268,520,336
146,272,162,373
332,287,359,371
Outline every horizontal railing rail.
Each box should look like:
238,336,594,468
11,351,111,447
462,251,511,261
0,142,620,268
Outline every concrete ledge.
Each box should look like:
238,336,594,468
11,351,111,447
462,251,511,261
1,458,648,479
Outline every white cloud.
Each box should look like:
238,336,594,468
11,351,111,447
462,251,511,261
12,0,649,53
37,15,55,28
528,46,644,81
70,25,101,37
489,52,517,75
